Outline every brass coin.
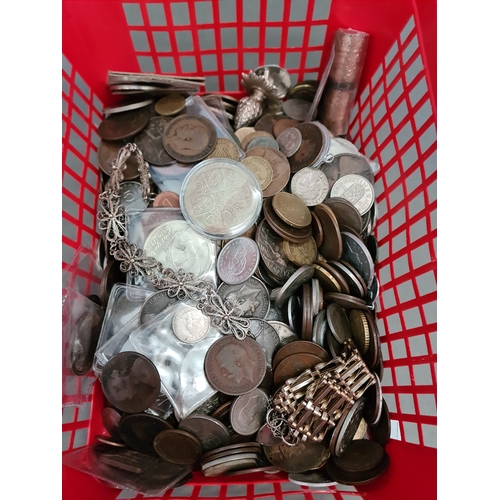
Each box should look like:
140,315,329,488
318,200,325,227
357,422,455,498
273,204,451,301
263,197,312,244
364,310,381,370
272,192,312,228
324,292,370,311
313,204,342,261
154,94,186,116
332,260,367,298
273,352,323,388
153,429,202,465
349,309,370,354
162,115,217,163
241,156,273,191
282,238,318,266
272,340,330,371
207,137,239,160
326,303,353,344
235,127,255,143
241,130,274,151
315,260,350,294
272,118,299,138
264,439,330,473
98,140,142,180
312,263,343,293
97,107,150,141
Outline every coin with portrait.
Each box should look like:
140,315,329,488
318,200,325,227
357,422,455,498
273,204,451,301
217,277,270,319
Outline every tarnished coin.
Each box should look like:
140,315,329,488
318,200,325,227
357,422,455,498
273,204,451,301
207,137,240,160
152,191,180,208
326,303,353,344
201,442,261,462
246,146,291,198
276,128,302,157
100,259,127,306
311,278,322,315
119,181,148,210
272,118,300,138
272,192,312,229
288,471,338,487
139,290,178,324
247,136,280,151
235,126,255,143
324,197,363,234
282,98,313,121
287,295,301,334
312,263,342,293
273,352,322,387
254,65,291,98
163,115,217,163
248,319,281,366
255,114,287,135
153,429,202,465
143,219,214,279
98,140,141,179
134,116,175,166
210,400,233,424
354,418,368,440
334,439,385,474
368,398,391,447
230,388,269,436
101,407,122,439
311,309,329,351
268,321,300,347
119,413,171,455
172,305,210,343
240,156,273,191
178,414,231,452
332,398,366,457
291,168,329,206
288,122,324,173
363,374,383,426
217,277,270,319
301,283,314,341
255,220,297,285
154,94,186,116
257,424,283,446
324,292,370,311
341,232,375,287
102,99,154,115
264,439,330,473
97,107,150,141
330,260,367,298
364,311,381,370
241,130,274,151
275,265,315,309
263,197,312,244
95,435,127,448
217,237,260,285
180,159,263,239
68,311,102,376
205,336,267,396
203,457,258,477
310,211,324,248
349,309,370,354
330,174,375,216
272,340,330,370
101,352,161,414
335,153,374,184
313,204,342,261
265,303,285,323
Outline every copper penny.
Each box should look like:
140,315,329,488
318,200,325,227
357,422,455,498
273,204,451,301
282,238,318,267
241,156,273,191
272,118,299,139
255,114,288,135
119,413,171,455
349,309,370,355
210,400,233,425
98,140,141,180
263,197,312,244
97,107,150,141
152,191,180,208
272,340,330,371
246,146,291,198
205,336,267,396
312,263,343,293
310,211,324,247
324,197,363,234
162,115,217,163
101,407,122,439
229,388,269,436
301,284,314,341
273,352,323,387
178,414,231,452
324,293,370,311
134,116,175,166
368,398,391,447
264,439,330,473
271,192,312,228
315,260,350,294
100,352,161,414
288,122,324,173
313,204,342,261
329,260,367,298
326,303,353,344
153,429,202,465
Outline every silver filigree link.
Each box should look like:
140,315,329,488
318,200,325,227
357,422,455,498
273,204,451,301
111,240,158,277
97,191,128,245
150,266,214,301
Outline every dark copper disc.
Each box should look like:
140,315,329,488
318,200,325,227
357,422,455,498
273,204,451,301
98,140,141,180
101,407,122,439
349,309,370,355
363,374,383,426
204,336,267,396
272,340,330,371
327,451,389,485
201,445,262,465
257,424,283,446
178,414,231,453
288,122,324,173
97,107,150,141
263,197,312,243
68,311,102,376
368,398,391,447
314,260,350,294
210,400,233,425
329,260,367,298
134,116,175,166
230,388,269,436
334,439,385,473
99,259,127,307
264,439,330,473
152,191,180,208
162,115,217,163
301,284,313,341
272,118,300,138
364,311,382,370
273,352,323,388
324,197,363,234
153,429,203,465
310,210,324,248
201,442,261,462
255,114,287,135
324,293,370,311
119,413,171,455
313,204,342,261
326,326,344,357
326,303,353,344
312,263,343,293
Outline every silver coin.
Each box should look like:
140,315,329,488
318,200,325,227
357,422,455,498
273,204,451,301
119,181,148,211
268,321,299,347
288,471,338,487
143,219,215,279
247,136,280,151
341,231,375,288
282,98,312,121
269,288,281,302
335,397,366,456
248,319,281,366
254,65,292,99
217,277,270,319
286,295,300,334
180,159,263,239
290,168,329,206
311,278,320,316
172,305,210,344
275,265,315,309
217,237,260,285
311,310,329,350
178,414,230,452
330,174,375,216
265,303,285,323
229,387,269,436
276,128,302,157
103,99,154,115
139,290,179,324
353,418,368,440
366,276,380,310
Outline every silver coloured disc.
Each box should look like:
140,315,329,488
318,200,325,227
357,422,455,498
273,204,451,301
330,174,375,216
291,168,329,206
217,237,260,285
276,127,302,157
172,305,210,344
248,319,281,367
103,99,154,115
119,181,148,211
217,277,270,320
267,321,299,347
275,265,315,309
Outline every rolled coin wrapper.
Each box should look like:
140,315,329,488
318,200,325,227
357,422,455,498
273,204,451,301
319,29,369,137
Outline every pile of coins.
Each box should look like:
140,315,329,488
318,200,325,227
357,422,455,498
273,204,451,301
65,65,391,492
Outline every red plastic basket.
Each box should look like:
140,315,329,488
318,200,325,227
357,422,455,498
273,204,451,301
62,1,437,499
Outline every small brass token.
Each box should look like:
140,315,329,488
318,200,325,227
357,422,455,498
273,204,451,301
154,93,186,116
272,192,312,228
207,138,239,160
282,238,318,266
349,309,370,354
241,156,273,190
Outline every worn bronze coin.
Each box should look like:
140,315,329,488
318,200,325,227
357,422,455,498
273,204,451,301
263,197,312,244
363,374,383,426
255,113,287,135
201,442,261,462
333,153,374,184
326,324,344,358
316,260,350,294
154,94,186,116
246,146,291,198
217,277,270,319
99,259,127,307
324,292,370,311
241,130,274,151
272,192,312,229
274,265,315,309
327,260,365,298
268,321,300,347
313,204,342,261
288,122,324,173
68,311,102,376
364,310,382,369
334,398,366,457
162,115,217,163
264,439,330,473
101,352,161,414
341,232,375,287
326,303,353,344
324,197,363,234
327,450,389,485
205,336,267,396
98,140,141,179
273,352,323,387
368,398,391,447
257,424,283,446
349,309,370,355
153,429,203,465
97,107,150,141
201,446,262,466
119,413,171,455
207,137,240,160
203,457,259,477
272,340,330,370
310,210,324,248
139,289,179,325
301,284,313,341
248,319,280,366
95,435,127,448
210,400,233,425
178,414,231,452
312,263,342,293
272,118,300,138
101,407,123,439
230,388,269,436
134,116,175,166
152,191,180,208
241,156,273,190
